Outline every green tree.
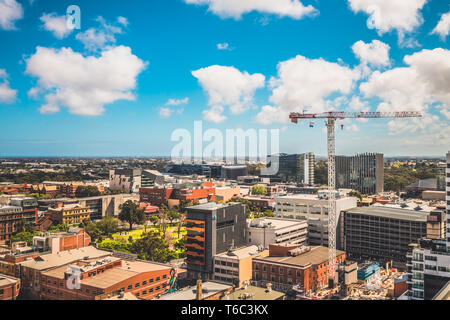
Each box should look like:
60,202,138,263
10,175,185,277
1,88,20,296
148,215,158,227
76,185,101,197
130,230,168,262
84,221,102,242
14,219,35,233
167,210,180,226
251,185,268,195
10,231,38,245
96,216,119,238
118,200,145,230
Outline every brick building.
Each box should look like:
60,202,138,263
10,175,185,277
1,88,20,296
39,257,172,300
0,205,38,244
32,227,91,253
252,244,346,292
0,274,20,300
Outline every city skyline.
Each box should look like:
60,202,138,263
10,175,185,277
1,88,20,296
0,0,449,157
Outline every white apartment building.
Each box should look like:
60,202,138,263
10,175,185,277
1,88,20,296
406,151,450,300
275,194,357,247
247,217,308,248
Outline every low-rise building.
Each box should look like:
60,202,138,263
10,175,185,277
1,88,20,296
247,217,308,248
0,205,38,244
0,274,20,300
213,245,269,287
32,227,91,253
40,257,173,300
48,203,90,225
252,244,346,293
158,281,233,300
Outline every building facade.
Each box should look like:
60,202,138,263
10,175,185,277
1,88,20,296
0,205,38,244
185,202,247,281
335,153,384,194
342,206,438,264
48,204,90,225
275,194,357,247
252,244,346,292
267,153,315,185
109,169,142,193
247,217,308,248
0,274,20,300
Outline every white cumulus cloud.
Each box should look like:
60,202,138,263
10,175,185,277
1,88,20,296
259,55,359,125
360,48,450,112
184,0,318,20
352,39,390,70
347,0,427,42
40,13,73,39
192,65,265,120
202,105,227,123
0,69,17,103
25,46,147,116
166,97,189,106
76,16,124,51
431,11,450,41
217,42,232,50
0,0,23,30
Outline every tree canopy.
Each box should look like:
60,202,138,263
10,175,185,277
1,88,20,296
118,200,146,230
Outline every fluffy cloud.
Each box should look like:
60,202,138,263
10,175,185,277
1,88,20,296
347,0,427,41
166,97,189,106
431,11,450,41
0,69,17,103
25,46,147,116
202,105,227,123
184,0,318,20
117,16,129,27
352,40,390,69
386,113,439,136
40,13,73,39
360,48,450,112
255,105,291,125
266,55,359,117
192,65,265,119
217,42,232,50
159,107,173,118
76,17,124,51
0,0,23,30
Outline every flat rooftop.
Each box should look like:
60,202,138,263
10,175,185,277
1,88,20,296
345,206,428,222
221,285,285,300
256,246,345,268
215,245,266,260
0,274,19,287
248,217,306,229
188,202,240,211
158,281,232,300
18,246,112,271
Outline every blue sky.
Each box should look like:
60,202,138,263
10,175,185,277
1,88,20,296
0,0,449,157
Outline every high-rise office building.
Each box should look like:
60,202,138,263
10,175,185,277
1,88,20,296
335,153,384,194
267,153,315,185
185,202,247,281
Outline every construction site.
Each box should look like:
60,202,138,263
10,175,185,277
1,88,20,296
292,262,408,300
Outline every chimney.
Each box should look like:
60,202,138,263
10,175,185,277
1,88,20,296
196,280,203,300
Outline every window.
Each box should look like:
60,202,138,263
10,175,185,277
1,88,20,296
127,285,132,290
142,281,147,285
149,279,154,283
143,290,147,295
156,286,160,291
0,289,3,296
149,288,154,293
163,275,167,279
135,283,140,288
156,276,160,281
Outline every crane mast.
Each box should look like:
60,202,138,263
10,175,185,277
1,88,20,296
289,110,422,288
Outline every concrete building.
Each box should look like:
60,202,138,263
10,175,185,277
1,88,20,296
185,202,247,281
215,185,240,202
267,153,315,185
247,217,308,248
335,153,384,194
32,227,91,253
141,170,165,187
407,239,450,300
109,169,142,193
275,194,357,247
252,244,346,293
213,245,268,287
77,194,139,220
342,207,445,264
